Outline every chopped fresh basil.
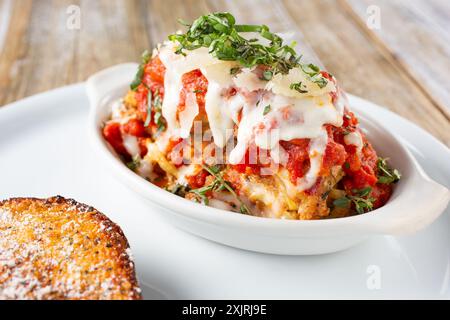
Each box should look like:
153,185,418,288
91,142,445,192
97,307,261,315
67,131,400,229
144,89,152,127
153,89,166,133
168,12,324,82
130,50,151,91
289,81,308,93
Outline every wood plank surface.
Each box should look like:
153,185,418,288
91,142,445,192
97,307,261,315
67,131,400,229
344,0,450,118
0,0,448,146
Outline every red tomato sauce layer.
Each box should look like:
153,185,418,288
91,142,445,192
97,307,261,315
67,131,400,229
104,56,392,209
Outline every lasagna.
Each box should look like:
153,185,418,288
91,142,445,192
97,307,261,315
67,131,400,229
103,12,400,220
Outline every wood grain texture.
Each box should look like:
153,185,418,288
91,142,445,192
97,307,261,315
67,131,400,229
282,0,450,145
0,0,448,145
344,0,450,118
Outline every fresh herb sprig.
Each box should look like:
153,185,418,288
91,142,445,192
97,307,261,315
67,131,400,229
130,50,151,91
144,89,152,127
333,187,375,215
152,89,166,132
168,12,328,89
377,158,401,184
190,165,251,214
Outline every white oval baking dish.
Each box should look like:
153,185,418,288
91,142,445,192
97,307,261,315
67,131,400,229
87,63,450,255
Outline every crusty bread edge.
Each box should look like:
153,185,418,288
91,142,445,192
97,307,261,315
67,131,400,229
0,195,143,300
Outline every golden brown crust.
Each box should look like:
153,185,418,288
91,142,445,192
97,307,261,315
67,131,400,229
0,196,142,300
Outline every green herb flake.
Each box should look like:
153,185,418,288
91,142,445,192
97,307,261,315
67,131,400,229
321,190,331,200
333,197,351,208
126,156,141,171
263,104,271,115
377,158,401,184
333,187,375,215
190,165,251,215
289,82,308,94
166,183,189,197
130,50,151,91
230,67,241,75
152,89,166,133
144,89,152,127
261,70,273,81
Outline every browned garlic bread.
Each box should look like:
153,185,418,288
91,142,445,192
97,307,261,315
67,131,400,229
0,196,142,300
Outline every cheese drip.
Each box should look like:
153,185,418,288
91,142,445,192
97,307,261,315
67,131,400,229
156,41,344,189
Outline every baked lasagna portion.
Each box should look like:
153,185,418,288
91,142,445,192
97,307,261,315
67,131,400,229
103,12,400,220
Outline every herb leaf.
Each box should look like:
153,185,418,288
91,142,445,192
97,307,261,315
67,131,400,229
333,197,351,208
289,81,308,93
263,104,271,115
166,183,189,197
190,165,251,214
144,89,152,127
153,89,166,133
377,158,401,184
168,12,328,88
126,156,141,171
130,50,151,91
333,187,375,215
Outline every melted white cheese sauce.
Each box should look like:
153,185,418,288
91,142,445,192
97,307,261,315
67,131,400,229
122,134,140,157
156,41,345,190
344,131,363,156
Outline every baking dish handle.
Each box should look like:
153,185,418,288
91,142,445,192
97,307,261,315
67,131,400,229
372,155,450,235
86,63,138,108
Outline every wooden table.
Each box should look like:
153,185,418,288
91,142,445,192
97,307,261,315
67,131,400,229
0,0,449,145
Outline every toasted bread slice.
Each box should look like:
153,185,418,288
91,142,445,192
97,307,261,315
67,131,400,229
0,196,142,300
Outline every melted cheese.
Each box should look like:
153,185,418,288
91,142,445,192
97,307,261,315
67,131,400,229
296,130,328,191
179,91,199,138
156,41,344,189
344,131,363,155
122,135,140,157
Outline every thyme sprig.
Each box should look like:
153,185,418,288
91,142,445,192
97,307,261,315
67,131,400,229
377,158,401,184
333,187,375,215
190,165,251,214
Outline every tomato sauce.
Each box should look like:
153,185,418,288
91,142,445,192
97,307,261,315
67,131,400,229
103,118,149,160
103,122,130,160
106,55,392,210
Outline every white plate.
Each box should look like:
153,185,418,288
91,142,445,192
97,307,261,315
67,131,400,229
87,64,449,256
0,84,449,299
